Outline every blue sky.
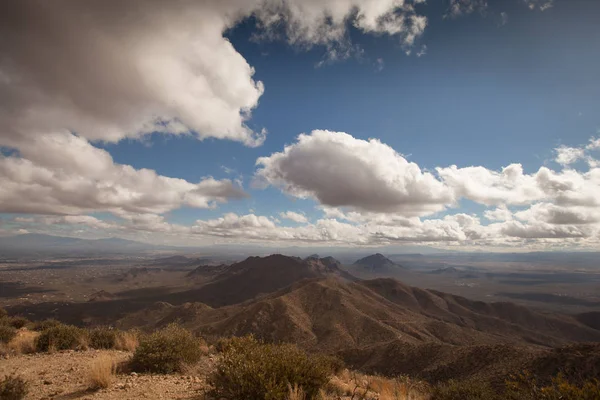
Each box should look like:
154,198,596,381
1,0,600,250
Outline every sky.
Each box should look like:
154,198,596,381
1,0,600,251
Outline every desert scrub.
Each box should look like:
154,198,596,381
88,326,117,349
0,375,28,400
35,324,86,352
505,371,600,400
8,330,38,354
0,325,17,344
115,329,139,352
1,316,30,329
88,355,117,389
208,336,336,400
431,379,501,400
131,324,204,373
31,318,61,332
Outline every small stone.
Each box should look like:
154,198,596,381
43,379,53,385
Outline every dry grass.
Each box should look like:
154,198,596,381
115,330,139,352
87,355,117,390
325,370,431,400
287,384,306,400
8,330,38,354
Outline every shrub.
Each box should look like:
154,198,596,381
208,336,336,400
5,317,29,329
131,324,204,373
0,375,28,400
115,330,139,352
0,308,7,319
431,380,501,400
8,330,38,354
88,355,117,389
505,371,600,400
0,325,17,344
88,327,117,349
35,324,85,352
31,319,61,332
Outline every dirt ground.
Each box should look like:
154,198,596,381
0,350,209,400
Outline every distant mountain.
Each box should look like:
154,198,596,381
118,276,600,369
186,264,229,279
0,233,172,256
176,254,357,307
353,253,404,271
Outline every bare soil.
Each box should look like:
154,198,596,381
0,350,211,400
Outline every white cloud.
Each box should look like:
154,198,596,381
484,206,513,222
446,0,488,18
523,0,554,11
255,130,454,216
587,137,600,150
280,211,309,224
514,203,600,225
500,220,588,239
0,0,428,149
0,0,431,230
15,215,114,230
0,132,247,215
555,145,585,166
437,163,543,206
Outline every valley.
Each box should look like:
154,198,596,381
2,250,600,388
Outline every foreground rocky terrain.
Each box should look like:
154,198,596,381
0,350,207,400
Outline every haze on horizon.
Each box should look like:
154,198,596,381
1,0,600,252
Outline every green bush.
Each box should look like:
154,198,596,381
131,324,204,373
31,319,61,332
0,325,17,344
208,336,336,400
0,375,28,400
431,380,501,400
88,327,117,349
35,324,85,352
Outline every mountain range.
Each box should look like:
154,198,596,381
7,253,600,384
0,233,168,256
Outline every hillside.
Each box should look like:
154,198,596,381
353,253,404,271
118,276,600,352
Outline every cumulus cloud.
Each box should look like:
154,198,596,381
500,221,588,239
15,215,114,230
0,0,431,230
484,206,513,222
255,130,454,216
555,145,585,166
514,203,600,225
280,211,309,224
250,134,600,249
0,1,267,147
0,0,428,148
437,164,543,206
0,132,247,215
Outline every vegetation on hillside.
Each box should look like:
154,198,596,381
130,324,205,373
0,375,28,400
209,336,340,400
